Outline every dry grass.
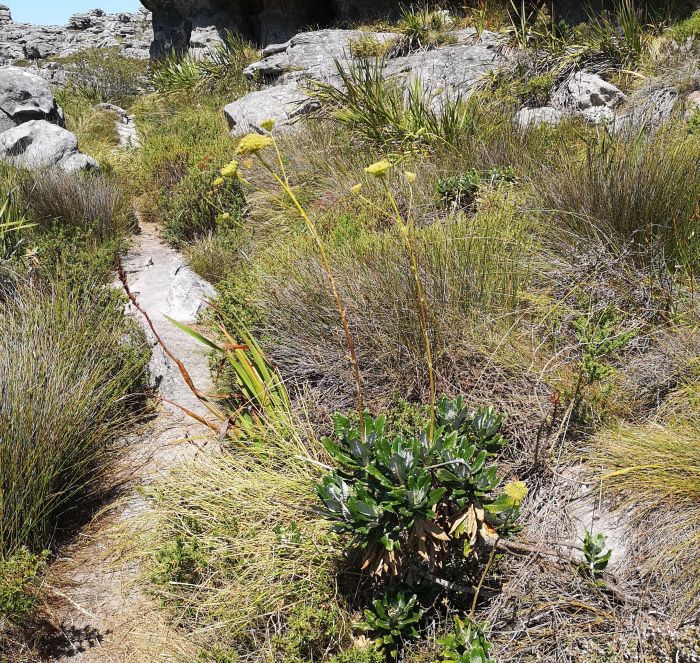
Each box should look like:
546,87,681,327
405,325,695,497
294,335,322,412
590,420,700,617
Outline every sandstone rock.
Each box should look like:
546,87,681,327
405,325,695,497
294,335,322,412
516,106,564,128
0,120,98,172
0,5,11,23
245,29,397,85
165,264,216,323
552,72,625,111
96,102,140,148
0,9,153,64
581,105,616,125
686,90,700,118
0,67,64,128
224,82,318,135
615,85,678,135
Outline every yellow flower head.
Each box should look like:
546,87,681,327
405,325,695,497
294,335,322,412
351,183,363,195
213,177,225,187
364,159,392,178
220,160,239,178
219,212,231,221
404,170,417,183
236,133,274,156
503,481,528,504
260,118,276,132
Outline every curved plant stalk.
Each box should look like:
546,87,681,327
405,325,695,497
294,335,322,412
250,138,366,439
381,182,436,442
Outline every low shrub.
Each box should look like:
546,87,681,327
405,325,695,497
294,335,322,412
55,47,147,108
669,8,700,42
19,169,132,242
0,281,149,555
150,33,256,98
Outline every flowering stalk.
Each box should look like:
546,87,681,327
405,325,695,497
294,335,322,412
362,162,436,441
230,128,366,438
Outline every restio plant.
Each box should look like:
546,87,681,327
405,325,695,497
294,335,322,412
316,396,526,579
438,616,494,663
358,592,423,657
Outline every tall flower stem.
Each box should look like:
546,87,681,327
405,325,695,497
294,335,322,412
383,184,435,442
253,148,366,438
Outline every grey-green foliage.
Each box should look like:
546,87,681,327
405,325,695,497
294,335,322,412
438,616,494,663
358,592,423,657
582,532,612,580
316,397,523,578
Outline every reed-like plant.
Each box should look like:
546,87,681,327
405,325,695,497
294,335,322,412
0,280,148,556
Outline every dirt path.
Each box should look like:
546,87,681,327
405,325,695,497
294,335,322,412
46,221,215,662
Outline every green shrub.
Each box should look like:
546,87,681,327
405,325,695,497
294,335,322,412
0,281,149,555
162,162,244,244
311,59,476,153
150,34,256,98
0,548,48,624
274,602,345,662
358,592,423,657
438,616,494,663
580,532,611,581
317,397,525,580
436,167,515,209
669,9,700,41
54,47,147,108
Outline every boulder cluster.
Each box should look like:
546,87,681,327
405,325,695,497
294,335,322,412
0,6,153,64
0,67,97,172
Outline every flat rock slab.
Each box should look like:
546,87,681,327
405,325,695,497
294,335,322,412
0,66,64,127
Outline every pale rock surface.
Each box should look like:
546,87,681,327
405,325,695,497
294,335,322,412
0,120,98,172
0,66,64,130
552,71,626,111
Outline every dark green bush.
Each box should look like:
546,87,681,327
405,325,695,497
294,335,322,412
162,161,245,245
0,548,48,625
316,397,525,580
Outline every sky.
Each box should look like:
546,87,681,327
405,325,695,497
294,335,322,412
9,0,142,25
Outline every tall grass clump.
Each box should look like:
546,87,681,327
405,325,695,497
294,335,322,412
591,420,700,616
535,130,700,272
150,33,256,98
0,281,149,556
311,59,476,153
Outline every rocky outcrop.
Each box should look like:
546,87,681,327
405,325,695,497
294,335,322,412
141,0,398,55
0,66,97,172
0,67,64,132
225,27,503,135
0,8,153,65
0,120,98,172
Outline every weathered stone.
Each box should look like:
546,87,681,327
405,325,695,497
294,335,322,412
165,264,216,323
552,71,626,111
0,9,153,64
224,82,318,135
616,85,678,134
0,120,98,172
582,105,616,125
0,67,64,127
0,4,11,23
686,90,700,118
141,0,398,53
516,106,565,128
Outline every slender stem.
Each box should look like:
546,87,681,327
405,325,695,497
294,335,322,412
384,183,435,441
470,534,499,620
255,151,366,438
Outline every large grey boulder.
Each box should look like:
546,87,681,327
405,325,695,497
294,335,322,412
0,67,64,130
0,120,98,172
616,85,679,134
245,29,397,85
552,72,626,112
0,5,11,23
224,82,318,135
230,27,503,136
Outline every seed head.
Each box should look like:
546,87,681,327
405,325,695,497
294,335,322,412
364,159,392,178
236,133,274,156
